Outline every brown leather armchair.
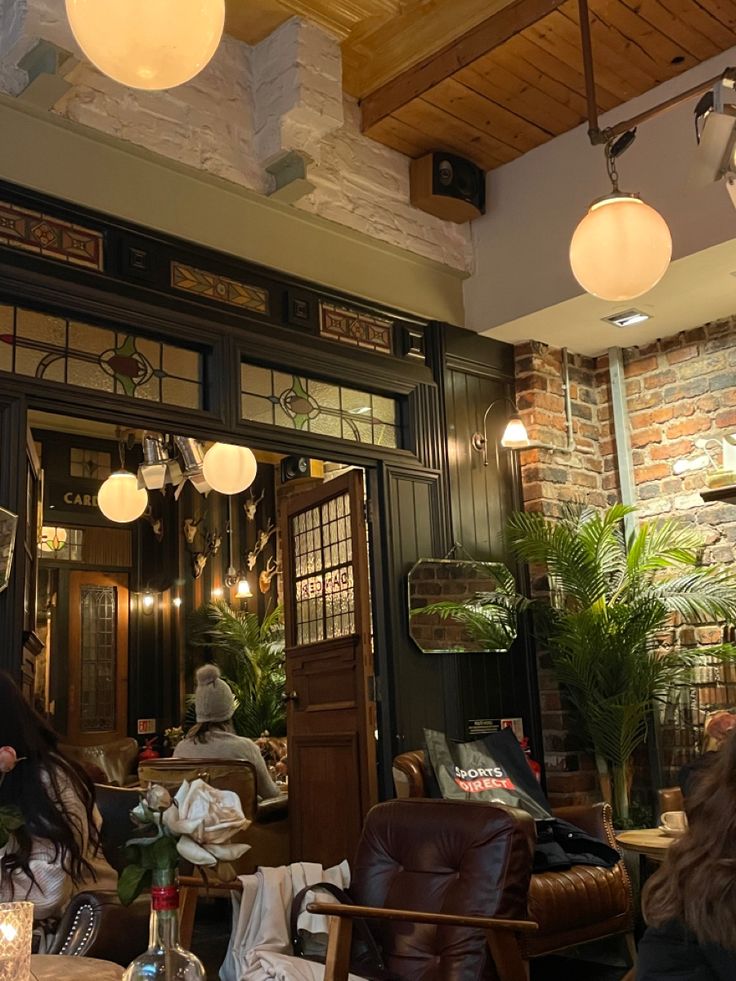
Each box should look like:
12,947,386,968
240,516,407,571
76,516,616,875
47,785,149,964
138,758,289,948
61,737,139,787
312,798,539,981
393,750,635,962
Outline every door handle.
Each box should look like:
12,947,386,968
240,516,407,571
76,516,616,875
282,690,299,703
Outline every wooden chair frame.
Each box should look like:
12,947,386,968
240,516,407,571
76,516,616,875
178,877,538,981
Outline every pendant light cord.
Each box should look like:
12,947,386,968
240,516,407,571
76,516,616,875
605,141,619,191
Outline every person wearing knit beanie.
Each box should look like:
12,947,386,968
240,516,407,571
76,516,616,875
194,664,236,723
173,663,280,800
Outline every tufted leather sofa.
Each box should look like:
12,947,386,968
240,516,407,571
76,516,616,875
60,738,139,787
393,750,634,960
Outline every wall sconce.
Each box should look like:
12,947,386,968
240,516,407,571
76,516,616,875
141,590,155,614
172,597,183,610
471,397,530,467
211,586,224,600
0,901,33,981
235,576,252,599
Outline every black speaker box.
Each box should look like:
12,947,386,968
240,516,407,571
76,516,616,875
410,152,486,223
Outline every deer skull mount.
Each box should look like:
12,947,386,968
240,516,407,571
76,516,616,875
247,520,276,571
244,488,264,522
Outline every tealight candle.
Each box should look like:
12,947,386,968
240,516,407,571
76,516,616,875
0,902,32,981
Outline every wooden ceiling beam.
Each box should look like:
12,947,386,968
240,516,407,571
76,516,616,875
361,0,566,133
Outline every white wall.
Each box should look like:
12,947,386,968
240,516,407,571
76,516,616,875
0,0,473,274
465,47,736,333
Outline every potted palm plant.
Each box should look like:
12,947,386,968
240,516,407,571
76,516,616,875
189,602,286,737
507,503,736,824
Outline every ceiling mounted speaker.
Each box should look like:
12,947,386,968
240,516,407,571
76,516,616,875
410,152,486,223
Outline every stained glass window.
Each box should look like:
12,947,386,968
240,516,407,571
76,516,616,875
70,448,111,480
291,492,355,644
241,363,400,448
80,584,117,732
39,526,84,561
0,304,203,409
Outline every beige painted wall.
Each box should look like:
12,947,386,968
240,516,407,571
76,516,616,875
0,96,466,325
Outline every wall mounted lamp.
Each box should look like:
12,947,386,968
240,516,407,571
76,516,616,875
471,397,530,467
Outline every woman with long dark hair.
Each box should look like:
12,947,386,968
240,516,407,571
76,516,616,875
0,670,105,920
638,729,736,979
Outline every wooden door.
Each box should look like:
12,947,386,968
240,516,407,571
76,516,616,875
68,571,129,745
281,469,377,866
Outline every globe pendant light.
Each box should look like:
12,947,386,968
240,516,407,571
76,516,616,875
570,137,672,302
65,0,226,91
98,471,148,523
202,442,257,495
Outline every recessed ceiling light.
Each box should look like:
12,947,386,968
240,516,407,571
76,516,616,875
602,309,652,328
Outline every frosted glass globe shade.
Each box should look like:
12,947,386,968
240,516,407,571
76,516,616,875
501,415,530,450
203,443,257,495
569,194,672,301
98,471,148,523
65,0,225,90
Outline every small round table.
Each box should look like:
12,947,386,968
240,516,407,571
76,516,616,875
616,828,675,863
30,954,124,980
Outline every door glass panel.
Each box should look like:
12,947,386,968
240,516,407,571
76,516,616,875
292,491,355,644
80,585,117,732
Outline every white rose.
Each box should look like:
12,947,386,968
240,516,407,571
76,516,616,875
162,778,250,867
145,785,172,811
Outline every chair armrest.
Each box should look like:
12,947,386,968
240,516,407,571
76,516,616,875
306,901,538,933
47,889,149,965
256,794,289,822
552,802,616,846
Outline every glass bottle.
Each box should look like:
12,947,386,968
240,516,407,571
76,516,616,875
123,869,206,980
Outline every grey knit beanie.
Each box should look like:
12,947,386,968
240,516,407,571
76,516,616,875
195,664,236,723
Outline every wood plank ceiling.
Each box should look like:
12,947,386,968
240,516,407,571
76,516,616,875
226,0,736,173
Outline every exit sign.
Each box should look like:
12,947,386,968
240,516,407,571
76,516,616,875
137,718,156,735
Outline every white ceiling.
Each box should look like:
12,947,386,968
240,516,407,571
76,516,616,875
485,237,736,357
465,47,736,357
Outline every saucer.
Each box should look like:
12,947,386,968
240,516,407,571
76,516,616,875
658,825,685,838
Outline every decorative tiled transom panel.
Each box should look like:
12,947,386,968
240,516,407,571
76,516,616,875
171,261,269,314
0,200,103,270
0,304,203,409
319,301,393,354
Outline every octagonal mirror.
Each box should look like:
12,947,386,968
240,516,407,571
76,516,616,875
408,559,521,654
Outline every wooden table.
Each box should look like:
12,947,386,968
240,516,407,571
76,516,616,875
616,827,675,863
30,954,124,980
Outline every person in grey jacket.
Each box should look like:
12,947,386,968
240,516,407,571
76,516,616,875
174,664,280,800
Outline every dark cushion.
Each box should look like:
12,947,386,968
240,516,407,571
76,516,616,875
94,784,141,874
351,798,535,981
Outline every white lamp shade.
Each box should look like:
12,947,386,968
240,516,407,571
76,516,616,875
501,416,530,449
203,442,257,495
98,471,148,523
0,902,33,981
65,0,225,91
236,577,252,598
569,194,672,301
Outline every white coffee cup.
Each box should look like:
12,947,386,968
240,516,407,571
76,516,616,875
660,810,687,832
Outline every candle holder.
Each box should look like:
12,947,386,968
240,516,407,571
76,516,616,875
0,902,32,981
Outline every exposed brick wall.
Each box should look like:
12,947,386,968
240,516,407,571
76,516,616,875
514,318,736,806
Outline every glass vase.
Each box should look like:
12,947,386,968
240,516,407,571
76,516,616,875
123,869,206,980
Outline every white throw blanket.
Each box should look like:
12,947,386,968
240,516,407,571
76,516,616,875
220,861,369,981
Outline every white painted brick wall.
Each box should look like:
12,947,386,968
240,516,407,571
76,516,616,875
0,0,473,272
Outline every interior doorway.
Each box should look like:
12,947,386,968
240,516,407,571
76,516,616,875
28,409,379,865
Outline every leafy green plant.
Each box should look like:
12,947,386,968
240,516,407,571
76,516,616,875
507,504,736,824
188,602,286,737
412,563,529,652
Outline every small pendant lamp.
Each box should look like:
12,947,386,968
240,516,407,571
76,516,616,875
570,134,672,302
